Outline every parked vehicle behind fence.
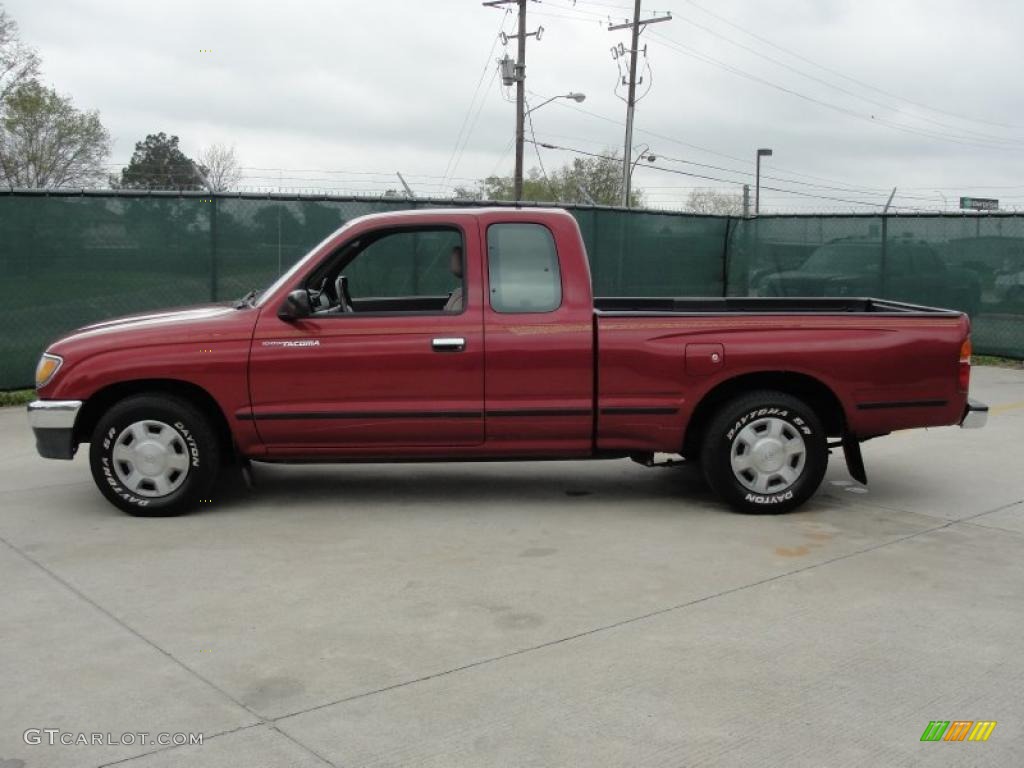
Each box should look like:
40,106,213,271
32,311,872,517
756,236,982,317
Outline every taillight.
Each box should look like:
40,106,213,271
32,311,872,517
958,338,971,392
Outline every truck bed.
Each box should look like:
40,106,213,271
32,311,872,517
594,296,962,316
592,294,970,456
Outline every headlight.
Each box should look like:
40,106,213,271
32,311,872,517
35,353,63,388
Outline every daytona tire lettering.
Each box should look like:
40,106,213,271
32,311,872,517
744,490,794,504
89,393,221,516
174,421,201,468
701,390,828,515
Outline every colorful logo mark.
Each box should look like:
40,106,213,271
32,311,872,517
920,721,996,742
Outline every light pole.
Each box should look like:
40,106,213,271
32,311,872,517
755,147,772,216
524,92,589,201
523,93,585,202
626,144,656,207
525,91,586,116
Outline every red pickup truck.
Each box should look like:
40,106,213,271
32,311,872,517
28,207,987,516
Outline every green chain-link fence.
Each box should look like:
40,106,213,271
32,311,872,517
1,191,1021,389
725,214,1024,358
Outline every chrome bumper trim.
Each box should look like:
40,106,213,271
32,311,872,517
27,399,83,430
960,398,988,429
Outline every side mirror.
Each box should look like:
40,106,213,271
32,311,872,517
278,289,312,321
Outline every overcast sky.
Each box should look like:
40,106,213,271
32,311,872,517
6,0,1024,211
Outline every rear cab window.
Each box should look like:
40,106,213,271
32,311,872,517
486,223,562,314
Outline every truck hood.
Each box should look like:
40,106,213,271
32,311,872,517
51,303,253,350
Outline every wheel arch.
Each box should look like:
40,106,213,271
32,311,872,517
74,379,235,461
682,371,846,459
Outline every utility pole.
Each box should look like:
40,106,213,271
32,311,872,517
609,2,671,207
396,171,415,199
742,184,750,218
882,186,896,213
619,0,641,208
484,0,542,201
514,0,527,201
755,147,772,215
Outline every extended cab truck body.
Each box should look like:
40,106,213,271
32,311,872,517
27,208,988,516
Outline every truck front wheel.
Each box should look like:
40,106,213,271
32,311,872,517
88,394,221,516
700,390,828,514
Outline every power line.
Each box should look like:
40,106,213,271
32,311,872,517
442,8,511,192
650,153,952,202
528,9,607,24
525,99,554,195
538,93,905,192
488,136,516,177
447,65,502,190
646,32,1024,153
668,11,1024,148
528,139,934,211
683,0,1024,133
545,0,1024,148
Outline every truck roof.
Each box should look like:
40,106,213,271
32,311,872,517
352,206,577,222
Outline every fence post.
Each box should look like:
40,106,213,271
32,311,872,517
209,195,219,302
879,213,888,299
615,211,627,295
720,216,732,296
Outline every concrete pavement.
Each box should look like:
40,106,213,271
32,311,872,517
0,366,1021,767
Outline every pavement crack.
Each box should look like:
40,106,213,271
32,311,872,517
960,519,1024,537
0,534,339,768
956,497,1024,521
272,515,961,725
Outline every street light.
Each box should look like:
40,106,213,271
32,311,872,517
516,92,586,202
755,147,772,216
627,143,656,207
525,91,586,116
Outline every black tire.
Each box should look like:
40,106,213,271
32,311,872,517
700,390,828,514
89,394,221,516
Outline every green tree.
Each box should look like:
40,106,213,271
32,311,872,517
116,132,207,190
0,5,39,105
0,80,110,188
460,152,644,207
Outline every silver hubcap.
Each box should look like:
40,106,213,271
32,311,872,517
730,416,806,494
112,420,191,497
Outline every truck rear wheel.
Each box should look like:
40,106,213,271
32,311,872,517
700,390,827,514
88,394,220,516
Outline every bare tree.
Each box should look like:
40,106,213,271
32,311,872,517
0,5,39,105
198,143,242,192
0,80,110,188
686,189,744,216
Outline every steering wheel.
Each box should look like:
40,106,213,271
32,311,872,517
334,275,354,314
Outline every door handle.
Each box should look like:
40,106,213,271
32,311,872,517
432,337,466,352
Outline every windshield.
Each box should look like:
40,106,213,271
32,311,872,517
254,220,358,308
801,244,880,274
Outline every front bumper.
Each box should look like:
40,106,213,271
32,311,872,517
960,398,988,429
27,400,83,459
